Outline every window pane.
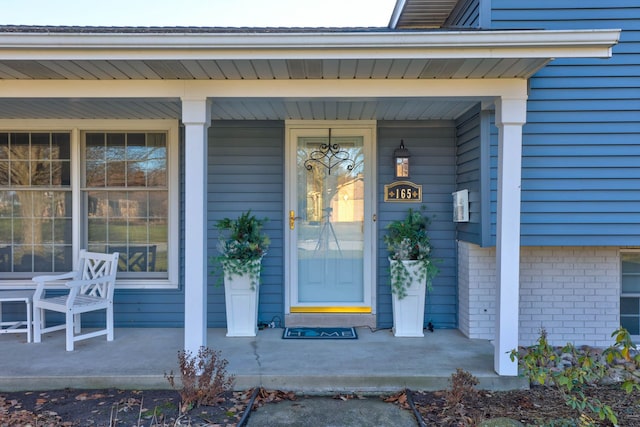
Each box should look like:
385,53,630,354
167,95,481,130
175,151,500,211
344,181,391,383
54,246,72,271
0,161,8,185
147,158,167,186
40,219,54,244
109,191,128,218
0,245,11,272
52,133,70,160
10,133,29,157
88,218,107,242
87,191,107,218
32,161,51,186
52,161,70,186
86,161,106,187
108,219,127,244
0,219,10,244
13,246,32,272
13,190,31,217
622,276,640,294
32,245,53,271
54,218,72,243
53,192,71,218
155,247,167,273
621,317,640,335
622,253,640,273
10,161,30,186
0,133,8,159
149,192,167,218
621,297,639,315
106,134,126,186
31,133,50,159
0,191,11,218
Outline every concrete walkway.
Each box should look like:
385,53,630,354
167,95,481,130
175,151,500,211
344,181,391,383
246,396,419,427
0,327,527,392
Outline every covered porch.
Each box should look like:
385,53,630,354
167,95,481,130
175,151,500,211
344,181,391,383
0,327,526,392
0,26,619,377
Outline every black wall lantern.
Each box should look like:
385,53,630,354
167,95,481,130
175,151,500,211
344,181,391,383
394,140,411,179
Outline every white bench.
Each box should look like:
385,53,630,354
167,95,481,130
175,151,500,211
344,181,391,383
0,290,33,343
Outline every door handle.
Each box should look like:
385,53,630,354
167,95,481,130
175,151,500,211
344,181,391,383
289,210,297,230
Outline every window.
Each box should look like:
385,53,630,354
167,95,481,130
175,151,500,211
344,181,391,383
0,132,72,276
621,251,640,336
0,121,178,288
84,132,168,279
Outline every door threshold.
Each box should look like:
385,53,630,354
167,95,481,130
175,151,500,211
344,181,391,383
285,313,376,328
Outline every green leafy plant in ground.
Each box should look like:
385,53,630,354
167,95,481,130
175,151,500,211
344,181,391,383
165,347,235,414
603,327,640,394
511,327,640,426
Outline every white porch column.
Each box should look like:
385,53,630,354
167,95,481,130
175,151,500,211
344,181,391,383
182,98,211,354
494,96,527,376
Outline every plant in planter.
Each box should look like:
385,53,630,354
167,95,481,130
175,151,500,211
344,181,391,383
213,210,270,290
211,210,270,337
384,207,438,337
384,207,438,298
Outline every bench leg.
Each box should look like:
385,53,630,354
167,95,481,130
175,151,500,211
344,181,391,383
107,304,114,341
66,311,74,351
33,305,42,343
26,300,32,343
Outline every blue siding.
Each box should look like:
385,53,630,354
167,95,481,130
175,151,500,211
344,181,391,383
207,121,285,327
377,122,458,329
486,1,640,246
446,0,480,28
454,104,485,246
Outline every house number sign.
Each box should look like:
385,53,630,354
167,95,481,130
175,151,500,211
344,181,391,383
384,181,422,202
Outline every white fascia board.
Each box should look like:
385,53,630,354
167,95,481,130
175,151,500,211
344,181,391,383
0,29,620,60
0,78,528,99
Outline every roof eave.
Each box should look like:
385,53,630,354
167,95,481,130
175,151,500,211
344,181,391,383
0,29,621,61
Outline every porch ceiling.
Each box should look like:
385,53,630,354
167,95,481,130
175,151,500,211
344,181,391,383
0,97,479,121
0,57,549,80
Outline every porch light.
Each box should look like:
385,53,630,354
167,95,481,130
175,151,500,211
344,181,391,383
394,140,411,179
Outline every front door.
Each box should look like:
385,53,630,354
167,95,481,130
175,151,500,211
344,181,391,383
286,122,375,317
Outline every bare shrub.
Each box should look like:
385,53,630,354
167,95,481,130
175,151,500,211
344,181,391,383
165,347,235,413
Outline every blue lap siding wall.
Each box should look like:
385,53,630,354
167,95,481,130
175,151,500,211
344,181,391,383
488,0,640,247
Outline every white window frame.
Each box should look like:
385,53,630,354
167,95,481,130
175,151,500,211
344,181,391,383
0,119,179,289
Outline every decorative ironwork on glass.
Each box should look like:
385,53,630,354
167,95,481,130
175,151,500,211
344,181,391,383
303,129,355,175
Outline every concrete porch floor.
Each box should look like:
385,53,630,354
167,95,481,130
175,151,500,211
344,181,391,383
0,327,527,393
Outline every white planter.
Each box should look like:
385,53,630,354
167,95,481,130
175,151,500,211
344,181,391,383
223,260,261,337
390,259,426,337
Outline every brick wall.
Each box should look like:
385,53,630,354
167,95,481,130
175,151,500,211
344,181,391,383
458,242,620,347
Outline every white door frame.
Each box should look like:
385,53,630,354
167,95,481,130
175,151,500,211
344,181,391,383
284,120,377,317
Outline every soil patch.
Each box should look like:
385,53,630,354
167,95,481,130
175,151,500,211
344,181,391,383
1,385,639,426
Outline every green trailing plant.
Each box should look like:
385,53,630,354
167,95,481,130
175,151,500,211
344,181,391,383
210,210,270,290
165,347,235,414
384,207,438,298
510,328,620,425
